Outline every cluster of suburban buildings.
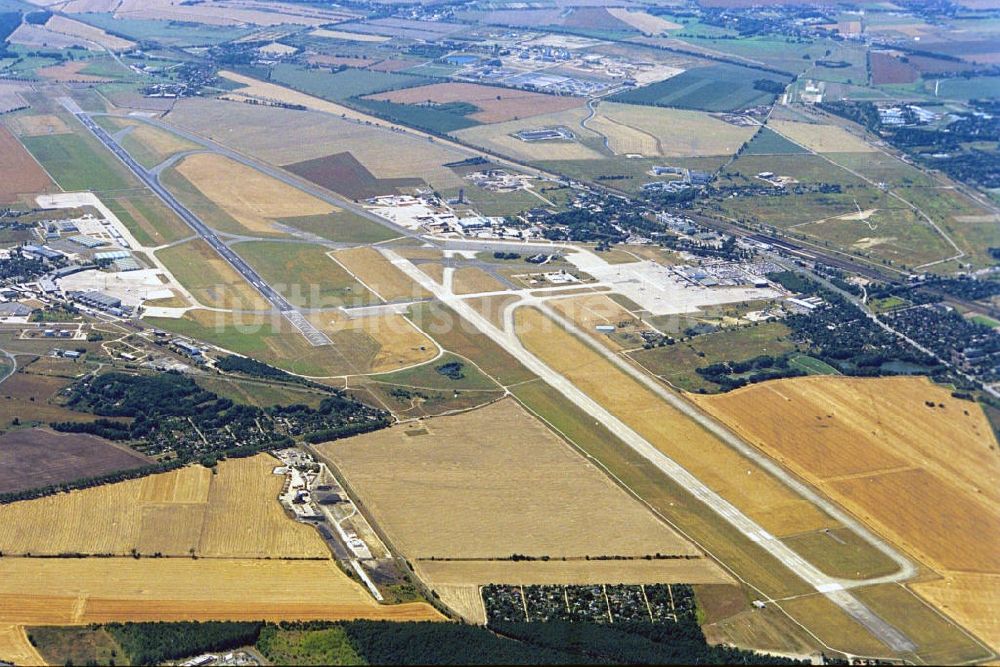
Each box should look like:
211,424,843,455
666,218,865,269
366,194,537,240
643,166,713,193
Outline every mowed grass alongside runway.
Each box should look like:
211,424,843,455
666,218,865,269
233,241,378,308
21,131,134,192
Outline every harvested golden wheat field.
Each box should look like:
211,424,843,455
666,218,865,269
514,306,838,537
693,376,1000,573
768,120,877,153
310,28,389,42
912,573,1000,652
6,114,70,137
0,624,45,666
0,455,329,558
606,8,681,32
451,267,507,295
175,153,335,234
315,399,706,561
308,311,436,373
434,586,487,625
111,0,354,27
122,122,199,162
588,103,754,158
550,293,648,350
0,559,442,625
333,247,431,301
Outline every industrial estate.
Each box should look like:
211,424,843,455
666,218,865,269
0,0,997,664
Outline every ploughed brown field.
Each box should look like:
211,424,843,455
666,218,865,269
0,428,152,495
284,151,423,200
0,127,52,203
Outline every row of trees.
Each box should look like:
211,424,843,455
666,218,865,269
696,354,807,391
43,618,806,666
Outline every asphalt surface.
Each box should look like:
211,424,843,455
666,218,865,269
61,98,332,346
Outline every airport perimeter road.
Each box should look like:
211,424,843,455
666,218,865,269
382,247,917,653
60,98,331,346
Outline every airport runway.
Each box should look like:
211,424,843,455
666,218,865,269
382,246,917,654
60,98,332,346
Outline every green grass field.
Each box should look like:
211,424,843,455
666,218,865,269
406,301,536,386
793,206,954,268
852,584,992,664
742,128,808,155
787,354,840,375
354,98,480,134
931,75,1000,101
103,194,190,247
722,153,864,186
277,212,398,244
79,57,132,80
970,314,1000,328
536,156,729,193
628,322,797,393
270,64,429,101
824,152,936,188
458,181,557,217
783,528,898,580
232,240,378,308
195,375,327,409
868,295,910,313
71,12,252,45
372,351,498,391
715,186,880,226
21,132,134,192
27,627,124,667
611,64,786,112
901,185,1000,269
145,312,365,377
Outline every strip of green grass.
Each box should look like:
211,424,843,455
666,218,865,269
270,64,429,101
373,351,498,391
788,354,840,375
21,132,134,192
232,240,378,308
278,211,398,244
